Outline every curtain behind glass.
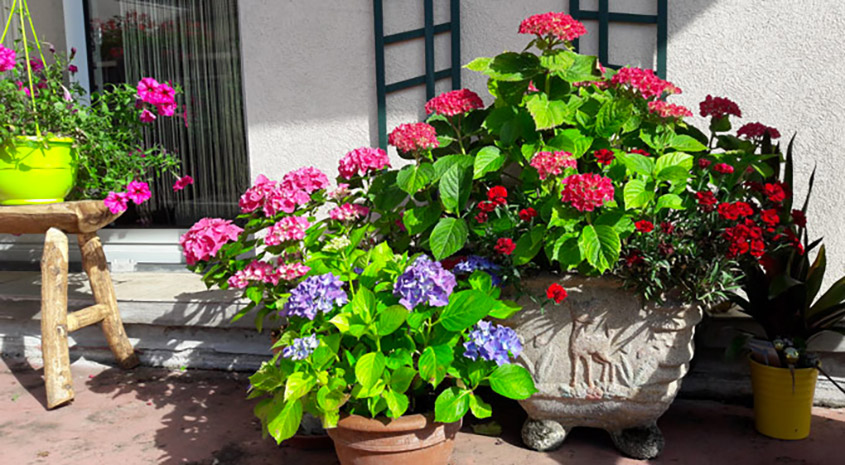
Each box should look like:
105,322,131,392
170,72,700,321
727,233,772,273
87,0,248,226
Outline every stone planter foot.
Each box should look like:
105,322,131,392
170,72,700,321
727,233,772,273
608,423,664,460
521,419,569,451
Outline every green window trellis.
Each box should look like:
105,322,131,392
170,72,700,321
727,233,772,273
373,0,462,149
569,0,668,78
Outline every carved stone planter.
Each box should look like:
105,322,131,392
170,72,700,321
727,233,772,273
508,274,702,459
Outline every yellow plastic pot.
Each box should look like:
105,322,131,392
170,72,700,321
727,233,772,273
0,136,77,205
749,358,818,440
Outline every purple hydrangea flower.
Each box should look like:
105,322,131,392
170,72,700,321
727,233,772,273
393,255,457,310
452,255,502,286
282,334,319,360
463,321,522,365
282,273,348,320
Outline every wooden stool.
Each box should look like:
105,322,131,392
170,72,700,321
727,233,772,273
0,201,139,408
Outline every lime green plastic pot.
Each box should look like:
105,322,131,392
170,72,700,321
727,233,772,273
0,136,77,205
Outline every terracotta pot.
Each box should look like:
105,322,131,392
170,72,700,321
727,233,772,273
327,414,461,465
508,274,702,459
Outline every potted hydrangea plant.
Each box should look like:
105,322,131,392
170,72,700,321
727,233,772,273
0,1,190,210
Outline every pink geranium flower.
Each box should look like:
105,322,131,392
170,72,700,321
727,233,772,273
126,180,151,204
0,45,16,72
338,147,391,179
137,77,160,101
103,191,129,214
179,218,243,265
139,109,156,123
173,175,194,191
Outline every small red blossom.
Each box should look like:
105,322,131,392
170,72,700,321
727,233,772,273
635,220,655,233
611,67,681,100
629,148,651,157
648,100,693,118
519,208,538,221
560,173,615,212
791,209,807,228
518,12,587,42
494,238,516,255
695,190,718,211
713,163,735,174
717,201,754,221
546,283,568,303
658,242,675,257
388,122,439,153
478,201,497,212
424,88,484,116
698,158,712,169
699,95,742,119
660,222,675,234
488,186,508,204
475,211,488,224
737,122,781,140
593,149,615,165
723,219,765,258
760,208,780,226
172,175,194,191
625,250,645,267
763,183,788,203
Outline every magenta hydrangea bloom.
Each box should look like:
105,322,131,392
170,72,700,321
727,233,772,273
463,321,522,366
393,256,457,310
179,218,243,265
737,122,781,140
560,173,615,212
239,175,277,214
518,12,587,42
388,122,439,153
699,95,742,119
0,45,16,72
329,203,369,222
126,180,151,204
277,262,310,281
103,191,129,214
530,151,576,180
611,67,680,100
282,166,329,194
424,89,484,116
263,216,311,246
648,100,693,119
338,147,391,179
227,261,281,289
282,273,348,320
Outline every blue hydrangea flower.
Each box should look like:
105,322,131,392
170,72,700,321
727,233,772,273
452,255,502,286
393,255,457,310
463,321,522,365
282,334,319,360
282,273,348,320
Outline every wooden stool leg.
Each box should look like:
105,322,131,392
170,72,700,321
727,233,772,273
41,227,74,409
77,232,139,369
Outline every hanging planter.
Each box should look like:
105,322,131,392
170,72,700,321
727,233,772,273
0,136,76,204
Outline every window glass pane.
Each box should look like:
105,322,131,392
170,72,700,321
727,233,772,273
86,0,248,227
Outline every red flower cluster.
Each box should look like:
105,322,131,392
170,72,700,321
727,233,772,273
424,88,484,116
560,173,615,212
648,100,693,118
699,95,742,119
635,220,654,233
660,222,675,234
494,238,516,255
695,190,718,211
763,182,788,203
723,220,765,258
737,122,781,140
475,212,488,223
610,67,681,100
519,208,538,221
488,186,508,205
713,163,734,174
760,208,780,226
546,283,568,303
629,148,651,157
518,12,587,41
791,209,807,228
530,151,577,180
624,250,645,267
717,201,753,221
698,158,712,169
593,149,615,165
388,122,439,153
478,201,496,212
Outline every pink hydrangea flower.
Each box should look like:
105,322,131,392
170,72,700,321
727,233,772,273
424,89,484,116
263,186,310,217
103,191,129,214
264,216,311,246
282,167,329,194
611,67,681,100
518,12,587,41
530,151,577,180
648,100,693,118
126,180,151,204
388,123,439,153
737,122,781,140
0,45,16,72
328,183,350,200
329,203,370,221
338,147,391,179
227,261,282,289
180,218,243,265
560,173,615,212
277,262,311,281
173,175,194,191
239,175,277,214
699,95,742,119
139,109,156,123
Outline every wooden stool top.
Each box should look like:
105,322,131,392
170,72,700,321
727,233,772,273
0,200,119,235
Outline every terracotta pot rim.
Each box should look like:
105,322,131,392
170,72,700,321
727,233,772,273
336,413,453,433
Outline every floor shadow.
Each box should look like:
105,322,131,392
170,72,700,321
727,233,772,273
0,355,50,410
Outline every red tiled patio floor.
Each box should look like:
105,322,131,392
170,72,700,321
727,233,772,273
1,358,842,465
